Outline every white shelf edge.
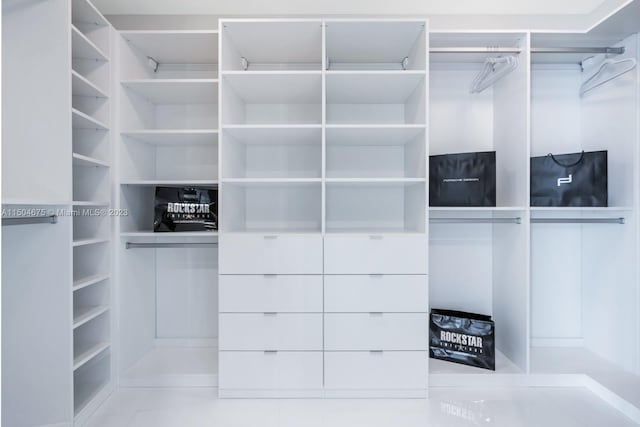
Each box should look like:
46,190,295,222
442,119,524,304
72,0,110,27
222,124,322,129
429,206,528,211
119,30,219,35
223,178,322,184
73,342,111,371
71,70,108,98
71,25,109,61
72,153,110,168
72,108,109,131
120,231,219,237
326,124,427,129
122,129,218,135
73,238,110,247
222,70,322,76
73,306,109,329
73,274,110,292
120,180,219,186
325,70,427,75
326,178,426,183
121,78,219,84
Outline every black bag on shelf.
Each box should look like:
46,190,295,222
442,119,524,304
429,151,496,207
154,187,218,232
430,309,495,371
530,150,607,207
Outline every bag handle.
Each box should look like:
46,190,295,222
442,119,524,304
548,151,585,167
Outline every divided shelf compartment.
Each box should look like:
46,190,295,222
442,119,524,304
73,164,110,203
73,242,111,283
73,348,110,415
71,0,109,96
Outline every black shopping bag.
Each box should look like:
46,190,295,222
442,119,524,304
430,309,495,371
430,151,496,207
530,150,607,207
154,187,218,232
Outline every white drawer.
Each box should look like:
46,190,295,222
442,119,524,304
219,313,322,350
324,313,428,350
220,275,322,313
219,234,322,274
325,351,428,389
219,351,323,390
324,234,427,274
324,275,427,313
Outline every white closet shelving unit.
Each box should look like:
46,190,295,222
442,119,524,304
117,29,219,388
70,0,113,422
529,33,640,413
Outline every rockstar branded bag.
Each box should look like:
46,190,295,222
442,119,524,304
430,309,495,370
429,151,496,207
154,187,218,232
530,150,607,207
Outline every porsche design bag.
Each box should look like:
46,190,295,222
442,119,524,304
429,151,496,207
430,309,495,371
154,187,218,232
530,150,607,207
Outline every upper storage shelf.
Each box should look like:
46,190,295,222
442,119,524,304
120,31,218,79
326,20,426,70
121,80,218,104
221,20,322,71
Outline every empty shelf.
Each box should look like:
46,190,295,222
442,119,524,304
72,109,108,130
122,130,218,145
120,180,218,187
72,70,108,98
120,31,218,64
72,153,110,167
73,274,110,292
72,238,109,247
72,26,109,61
121,79,218,104
73,342,110,371
73,306,109,329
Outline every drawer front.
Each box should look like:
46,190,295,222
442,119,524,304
325,351,428,389
220,313,322,350
324,313,428,350
324,235,427,274
219,351,323,390
220,275,322,313
220,234,323,274
324,275,427,313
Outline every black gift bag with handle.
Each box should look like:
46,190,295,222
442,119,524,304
429,151,496,207
530,150,607,207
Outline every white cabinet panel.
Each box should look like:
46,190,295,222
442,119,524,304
219,234,323,274
220,275,322,313
324,351,428,389
219,351,323,389
324,313,428,350
220,313,322,350
324,275,427,313
324,234,427,274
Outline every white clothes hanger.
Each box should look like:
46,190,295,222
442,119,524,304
579,57,637,96
470,55,518,94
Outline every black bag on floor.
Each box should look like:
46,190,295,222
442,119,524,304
154,187,218,232
530,150,607,207
430,309,495,371
429,151,496,207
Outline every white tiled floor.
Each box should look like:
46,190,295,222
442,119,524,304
85,387,639,427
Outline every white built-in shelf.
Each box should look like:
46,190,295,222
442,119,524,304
72,109,108,131
120,180,218,187
73,274,110,292
325,230,428,235
326,125,425,148
223,124,321,130
222,70,321,76
72,201,110,207
121,231,218,238
72,70,108,98
223,178,322,184
72,0,109,27
530,206,633,212
72,153,110,168
326,124,425,129
326,70,426,76
71,26,109,61
120,30,218,64
121,79,218,104
73,238,109,247
223,125,321,145
326,72,425,104
429,207,528,212
326,178,426,183
73,306,109,329
121,130,218,145
73,342,110,371
223,73,321,104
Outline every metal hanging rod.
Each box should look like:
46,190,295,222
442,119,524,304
430,217,522,224
531,218,625,224
430,47,522,54
2,215,57,226
126,242,218,250
531,47,625,55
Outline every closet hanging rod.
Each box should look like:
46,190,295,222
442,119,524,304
531,218,625,224
125,242,218,249
430,47,522,54
430,217,522,224
530,47,625,55
2,215,57,226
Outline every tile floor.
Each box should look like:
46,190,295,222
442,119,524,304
85,387,639,426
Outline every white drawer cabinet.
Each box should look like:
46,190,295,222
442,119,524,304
220,313,322,350
324,275,427,313
324,234,428,274
324,351,428,389
219,351,323,390
324,313,429,350
219,234,323,274
220,275,322,313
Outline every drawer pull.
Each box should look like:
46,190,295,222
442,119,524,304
263,235,278,240
369,235,384,240
264,350,278,354
369,312,383,316
263,274,278,278
263,312,278,316
369,350,384,354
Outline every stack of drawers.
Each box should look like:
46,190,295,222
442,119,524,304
323,234,429,394
218,234,323,396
